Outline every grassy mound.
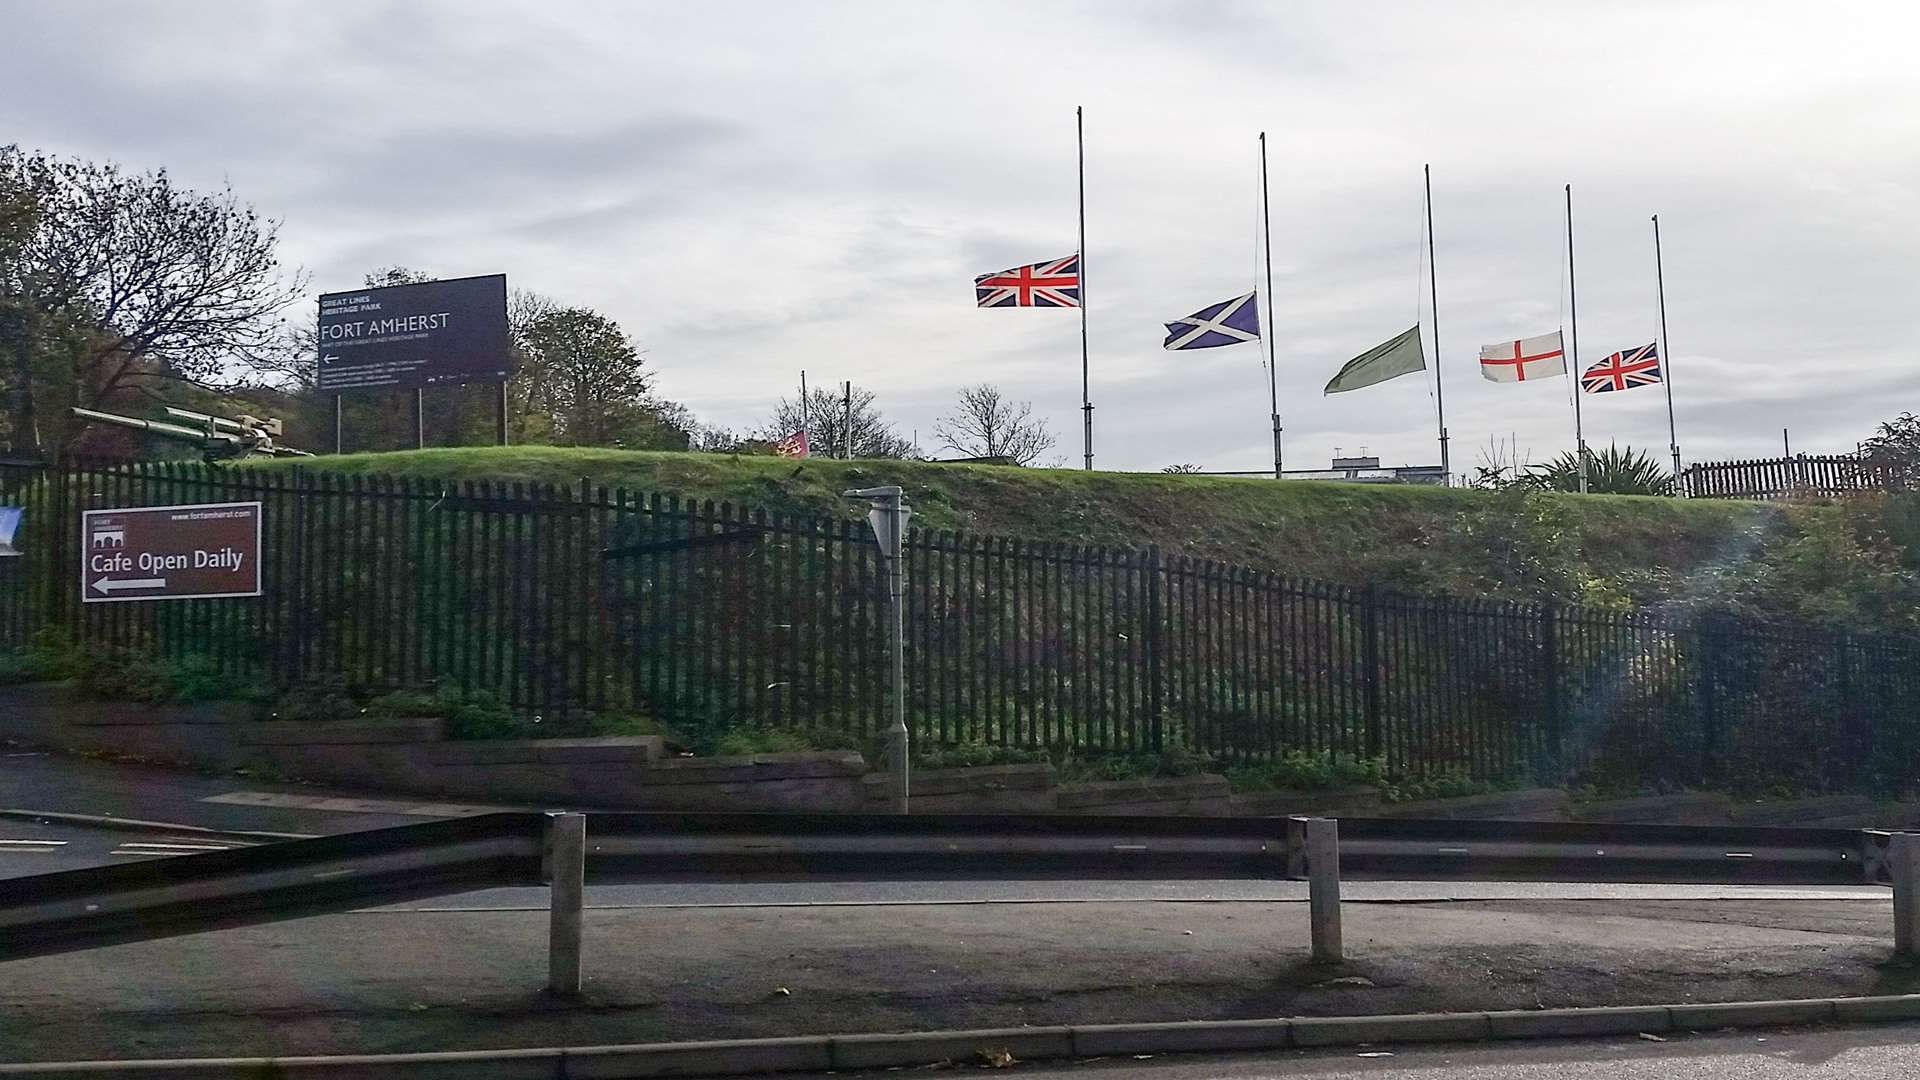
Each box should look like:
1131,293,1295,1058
245,446,1920,631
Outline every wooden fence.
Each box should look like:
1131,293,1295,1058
1680,454,1901,500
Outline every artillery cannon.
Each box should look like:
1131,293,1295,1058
69,405,315,462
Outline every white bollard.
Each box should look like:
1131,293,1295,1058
547,812,586,997
1307,817,1343,964
1893,833,1920,959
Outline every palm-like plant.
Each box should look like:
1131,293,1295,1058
1525,443,1673,496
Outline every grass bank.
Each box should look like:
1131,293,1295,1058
247,446,1920,629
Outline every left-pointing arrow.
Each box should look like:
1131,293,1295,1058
93,576,167,595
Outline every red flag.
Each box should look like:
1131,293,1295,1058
774,430,809,458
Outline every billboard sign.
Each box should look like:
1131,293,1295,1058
0,506,19,557
315,273,510,392
81,502,263,603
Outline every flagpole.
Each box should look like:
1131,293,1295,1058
1261,132,1281,479
1425,164,1447,484
1565,183,1587,494
1078,105,1093,472
1652,214,1680,481
799,370,809,457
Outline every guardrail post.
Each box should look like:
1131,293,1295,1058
1306,817,1342,964
1893,833,1920,959
547,812,586,997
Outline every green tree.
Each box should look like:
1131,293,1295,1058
1859,412,1920,491
521,306,686,448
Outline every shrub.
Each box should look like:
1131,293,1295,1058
271,678,358,723
1225,750,1386,793
914,740,1047,771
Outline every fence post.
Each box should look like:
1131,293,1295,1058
1361,584,1382,761
1144,544,1165,752
1893,834,1920,959
546,812,586,997
1837,631,1860,787
1306,817,1343,964
1540,601,1562,779
1697,612,1721,782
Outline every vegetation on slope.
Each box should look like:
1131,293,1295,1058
245,446,1920,634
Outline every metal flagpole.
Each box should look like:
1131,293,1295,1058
1565,184,1587,494
842,380,853,459
1426,164,1447,484
1652,215,1679,479
1078,106,1093,471
1261,132,1281,479
800,370,809,456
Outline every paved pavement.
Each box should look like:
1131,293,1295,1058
2,894,1914,1062
913,1022,1920,1079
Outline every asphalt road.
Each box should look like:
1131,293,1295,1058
0,747,429,835
927,1023,1920,1079
0,749,1896,908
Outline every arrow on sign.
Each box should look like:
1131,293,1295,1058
321,354,341,364
92,576,167,595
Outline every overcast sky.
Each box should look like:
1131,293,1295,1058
8,1,1918,473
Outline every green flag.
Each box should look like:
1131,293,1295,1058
1324,325,1425,394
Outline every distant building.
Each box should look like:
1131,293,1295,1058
1196,454,1446,484
1287,455,1446,484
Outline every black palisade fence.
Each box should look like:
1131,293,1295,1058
3,456,1918,792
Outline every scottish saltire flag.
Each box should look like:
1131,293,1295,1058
975,255,1080,307
1479,331,1566,382
1164,291,1260,350
1581,342,1662,393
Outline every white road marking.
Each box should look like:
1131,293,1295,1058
0,838,69,846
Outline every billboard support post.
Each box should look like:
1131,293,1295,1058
496,382,509,447
333,395,343,455
414,388,425,450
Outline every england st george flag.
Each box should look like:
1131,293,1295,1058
1479,331,1566,382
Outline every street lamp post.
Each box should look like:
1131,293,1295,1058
844,485,912,813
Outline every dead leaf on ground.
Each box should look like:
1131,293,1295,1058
971,1048,1017,1068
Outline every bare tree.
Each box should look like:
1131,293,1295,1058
932,383,1055,466
760,384,915,459
0,147,307,451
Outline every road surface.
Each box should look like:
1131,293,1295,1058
0,748,1915,1065
899,1022,1920,1079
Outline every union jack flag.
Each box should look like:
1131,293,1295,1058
974,254,1080,308
1581,342,1662,393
